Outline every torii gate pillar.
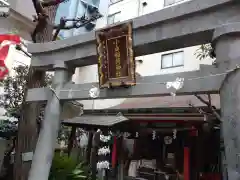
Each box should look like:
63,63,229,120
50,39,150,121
28,62,72,180
213,23,240,179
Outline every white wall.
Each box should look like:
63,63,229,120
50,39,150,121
0,17,31,73
136,46,213,77
8,0,36,21
108,0,191,18
11,46,31,67
0,7,32,119
0,16,33,41
95,0,110,29
74,0,214,110
108,0,140,21
0,45,31,120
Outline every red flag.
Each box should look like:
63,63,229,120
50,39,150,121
0,45,10,78
0,34,21,79
0,34,20,44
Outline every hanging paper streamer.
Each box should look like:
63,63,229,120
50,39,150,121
166,77,184,96
123,132,130,138
97,131,112,170
89,86,100,98
135,132,139,138
0,34,21,79
152,130,156,140
173,129,177,139
79,133,88,148
97,161,110,170
98,146,110,156
100,134,111,142
166,77,184,90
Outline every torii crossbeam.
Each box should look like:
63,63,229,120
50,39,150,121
27,0,240,180
28,0,239,68
26,65,225,101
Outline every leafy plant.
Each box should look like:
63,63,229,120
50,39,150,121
49,152,90,180
194,44,213,60
0,65,52,120
0,119,18,139
9,28,19,35
0,66,28,119
71,162,89,179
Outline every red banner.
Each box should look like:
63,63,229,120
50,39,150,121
0,34,21,79
0,34,20,44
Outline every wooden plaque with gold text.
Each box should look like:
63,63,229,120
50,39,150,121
96,22,136,88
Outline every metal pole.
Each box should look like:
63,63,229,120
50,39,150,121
28,63,69,180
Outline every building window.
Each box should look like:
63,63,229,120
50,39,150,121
161,51,184,69
110,0,122,5
107,12,121,24
91,0,100,7
164,0,184,6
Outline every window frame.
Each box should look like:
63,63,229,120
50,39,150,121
107,11,121,25
164,0,184,7
161,51,184,69
109,0,123,5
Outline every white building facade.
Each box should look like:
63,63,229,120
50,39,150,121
74,0,214,110
0,0,32,120
0,0,33,68
0,0,35,40
55,0,110,38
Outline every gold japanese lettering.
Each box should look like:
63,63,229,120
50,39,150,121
114,39,121,78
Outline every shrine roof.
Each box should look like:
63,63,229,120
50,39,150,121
91,94,220,110
63,95,220,127
62,115,128,127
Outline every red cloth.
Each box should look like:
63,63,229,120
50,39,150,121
184,147,190,180
201,173,221,180
0,34,20,79
189,126,198,136
0,34,20,44
111,136,117,168
0,45,10,78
